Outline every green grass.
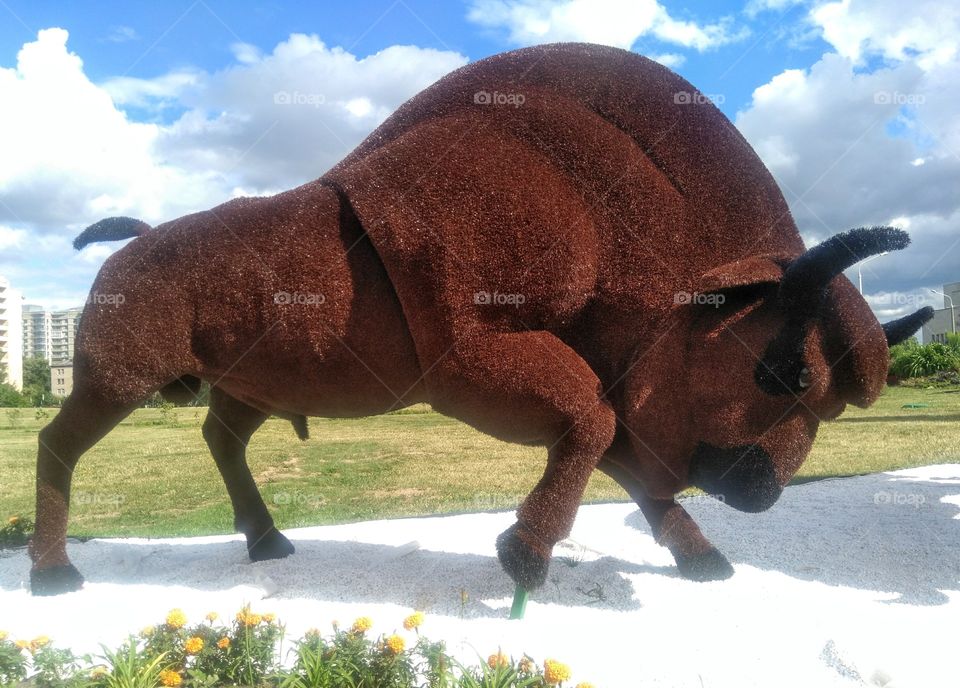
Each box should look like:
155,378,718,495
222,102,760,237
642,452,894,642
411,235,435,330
1,385,959,538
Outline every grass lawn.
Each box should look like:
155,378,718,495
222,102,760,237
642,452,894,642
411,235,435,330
1,385,958,538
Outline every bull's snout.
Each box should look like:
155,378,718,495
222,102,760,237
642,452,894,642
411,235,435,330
688,442,782,512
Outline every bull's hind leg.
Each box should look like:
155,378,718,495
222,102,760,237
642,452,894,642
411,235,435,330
599,458,734,581
30,390,141,595
426,331,616,590
202,387,294,561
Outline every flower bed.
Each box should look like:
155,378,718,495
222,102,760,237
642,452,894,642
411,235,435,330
0,606,593,688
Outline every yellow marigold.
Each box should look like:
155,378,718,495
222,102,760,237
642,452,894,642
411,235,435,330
263,613,276,624
140,626,155,638
518,657,534,674
217,637,231,650
166,609,187,629
30,636,50,651
0,631,7,642
543,659,571,685
350,617,373,634
205,612,218,623
402,612,424,631
8,516,19,525
305,628,321,637
184,637,204,655
159,669,182,687
575,683,595,688
15,639,30,651
89,666,109,679
488,652,509,669
384,634,405,655
235,609,262,627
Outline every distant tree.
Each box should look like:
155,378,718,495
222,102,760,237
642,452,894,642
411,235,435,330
0,383,27,408
23,356,51,393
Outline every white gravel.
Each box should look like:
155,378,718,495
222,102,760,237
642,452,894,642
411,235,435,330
2,464,958,687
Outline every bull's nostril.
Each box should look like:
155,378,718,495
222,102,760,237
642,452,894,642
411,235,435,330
688,442,782,513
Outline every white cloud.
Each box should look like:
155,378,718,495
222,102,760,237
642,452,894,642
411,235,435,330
467,0,746,51
0,28,467,305
735,1,960,314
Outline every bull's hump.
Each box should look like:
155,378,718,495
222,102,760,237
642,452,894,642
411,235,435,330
332,43,777,209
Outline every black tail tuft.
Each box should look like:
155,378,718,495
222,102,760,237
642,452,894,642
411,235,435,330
74,217,152,250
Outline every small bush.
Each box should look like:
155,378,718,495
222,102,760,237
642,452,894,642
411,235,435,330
0,515,33,549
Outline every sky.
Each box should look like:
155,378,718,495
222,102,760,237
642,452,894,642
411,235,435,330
0,0,957,323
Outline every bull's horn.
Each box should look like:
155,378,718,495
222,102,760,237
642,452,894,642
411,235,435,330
779,227,910,317
883,306,935,346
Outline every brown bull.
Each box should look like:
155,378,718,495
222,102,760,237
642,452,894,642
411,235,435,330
30,43,931,595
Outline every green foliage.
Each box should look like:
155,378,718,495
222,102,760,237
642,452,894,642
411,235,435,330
889,337,960,378
23,356,52,394
0,609,585,688
0,515,33,549
0,384,28,408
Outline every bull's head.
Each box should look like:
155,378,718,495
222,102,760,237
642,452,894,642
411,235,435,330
623,226,933,511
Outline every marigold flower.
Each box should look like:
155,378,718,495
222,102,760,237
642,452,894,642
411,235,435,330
30,636,50,652
305,628,321,637
205,612,218,623
403,612,424,631
263,613,276,624
159,669,182,687
8,516,19,525
384,634,405,655
217,637,231,650
184,637,204,654
15,639,30,651
518,657,533,673
350,617,373,634
488,652,509,669
543,659,572,685
140,626,155,638
166,609,187,629
0,631,7,641
235,608,262,626
89,666,109,679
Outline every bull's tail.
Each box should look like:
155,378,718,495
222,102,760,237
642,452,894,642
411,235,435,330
73,217,152,250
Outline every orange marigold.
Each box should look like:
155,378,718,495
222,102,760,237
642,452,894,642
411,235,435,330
236,609,262,627
184,637,204,655
8,516,19,525
402,612,424,631
263,613,276,624
159,670,182,687
543,659,571,685
384,634,405,655
488,652,509,669
166,609,187,629
350,617,373,634
217,637,231,650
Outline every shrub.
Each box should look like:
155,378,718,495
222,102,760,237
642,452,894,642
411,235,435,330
0,515,33,549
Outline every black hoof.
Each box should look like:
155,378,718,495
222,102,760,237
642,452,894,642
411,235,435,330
673,547,735,582
247,528,295,562
496,523,550,590
31,564,85,596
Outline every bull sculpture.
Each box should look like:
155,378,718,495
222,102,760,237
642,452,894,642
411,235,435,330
30,43,932,595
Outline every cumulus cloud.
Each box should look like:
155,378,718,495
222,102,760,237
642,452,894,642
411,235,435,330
467,0,746,51
0,28,466,306
735,0,960,320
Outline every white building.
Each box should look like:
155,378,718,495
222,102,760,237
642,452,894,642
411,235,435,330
0,276,24,389
22,305,82,364
921,282,960,344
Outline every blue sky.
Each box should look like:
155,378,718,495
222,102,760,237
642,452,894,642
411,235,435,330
0,0,958,322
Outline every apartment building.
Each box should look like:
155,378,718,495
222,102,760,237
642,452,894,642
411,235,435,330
22,305,82,364
0,276,24,389
921,281,960,343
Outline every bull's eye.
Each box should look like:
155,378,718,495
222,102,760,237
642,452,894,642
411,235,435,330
798,367,811,389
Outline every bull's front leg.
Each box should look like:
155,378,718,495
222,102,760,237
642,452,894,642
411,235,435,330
599,458,734,581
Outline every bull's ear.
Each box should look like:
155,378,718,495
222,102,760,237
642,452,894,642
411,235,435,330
696,255,786,294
